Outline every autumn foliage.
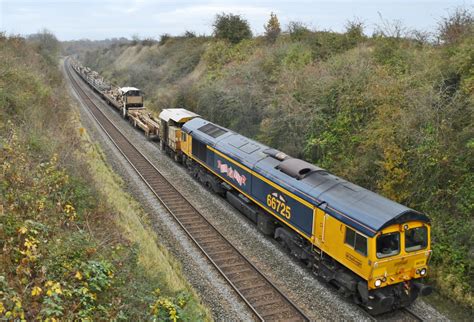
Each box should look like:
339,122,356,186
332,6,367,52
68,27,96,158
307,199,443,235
81,7,474,311
0,33,205,320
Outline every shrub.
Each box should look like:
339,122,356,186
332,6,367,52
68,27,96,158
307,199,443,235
438,7,474,44
345,19,366,45
159,33,172,45
141,38,156,46
212,13,252,44
287,21,311,41
183,30,196,38
282,43,312,69
203,39,256,76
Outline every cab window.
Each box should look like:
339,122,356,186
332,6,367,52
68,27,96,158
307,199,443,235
405,226,427,252
376,232,400,258
345,227,367,256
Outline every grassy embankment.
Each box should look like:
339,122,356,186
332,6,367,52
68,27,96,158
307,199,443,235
81,12,473,314
0,33,210,320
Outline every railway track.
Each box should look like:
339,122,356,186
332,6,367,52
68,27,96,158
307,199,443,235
401,308,423,321
65,58,309,321
372,307,424,322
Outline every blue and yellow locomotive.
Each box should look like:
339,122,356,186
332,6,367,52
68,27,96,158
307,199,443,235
158,110,433,315
70,56,434,314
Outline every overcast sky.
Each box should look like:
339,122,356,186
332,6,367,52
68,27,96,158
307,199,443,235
0,0,471,40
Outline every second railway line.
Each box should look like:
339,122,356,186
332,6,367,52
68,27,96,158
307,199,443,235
65,58,309,321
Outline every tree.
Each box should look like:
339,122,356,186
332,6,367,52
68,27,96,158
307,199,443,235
287,21,310,41
438,7,473,44
213,13,252,44
27,29,60,63
264,12,281,43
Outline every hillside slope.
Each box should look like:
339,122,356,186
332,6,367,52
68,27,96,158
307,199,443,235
0,33,209,320
80,21,474,312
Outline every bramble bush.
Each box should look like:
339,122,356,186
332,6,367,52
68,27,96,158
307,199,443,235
80,7,473,311
1,34,208,320
0,129,114,320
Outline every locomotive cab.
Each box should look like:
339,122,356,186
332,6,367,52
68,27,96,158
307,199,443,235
363,220,432,314
158,108,199,161
120,87,143,108
119,87,144,117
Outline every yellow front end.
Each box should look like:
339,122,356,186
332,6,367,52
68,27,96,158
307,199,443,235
369,222,431,290
168,126,182,152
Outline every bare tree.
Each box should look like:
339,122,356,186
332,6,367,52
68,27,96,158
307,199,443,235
374,12,406,38
438,7,473,44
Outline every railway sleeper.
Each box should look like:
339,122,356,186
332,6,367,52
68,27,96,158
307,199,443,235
174,211,200,220
206,248,235,258
232,274,261,284
237,281,268,293
219,261,248,270
204,244,232,253
245,291,276,302
254,298,285,310
222,263,253,275
258,304,294,317
224,267,253,277
183,223,209,230
195,236,222,245
265,310,299,320
187,229,214,238
213,256,242,266
177,218,205,225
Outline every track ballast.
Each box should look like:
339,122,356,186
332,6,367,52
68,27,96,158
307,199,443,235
65,59,309,321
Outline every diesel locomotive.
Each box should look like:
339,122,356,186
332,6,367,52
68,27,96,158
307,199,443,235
71,59,433,315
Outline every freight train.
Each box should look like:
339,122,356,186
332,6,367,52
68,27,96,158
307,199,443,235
70,58,433,315
71,60,161,137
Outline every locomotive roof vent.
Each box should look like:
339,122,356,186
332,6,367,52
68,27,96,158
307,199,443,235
276,158,326,180
198,123,228,138
263,148,289,161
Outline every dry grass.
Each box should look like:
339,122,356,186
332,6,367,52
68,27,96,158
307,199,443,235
67,109,211,319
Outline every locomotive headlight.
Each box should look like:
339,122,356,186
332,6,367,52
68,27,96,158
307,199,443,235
374,279,382,287
420,268,427,276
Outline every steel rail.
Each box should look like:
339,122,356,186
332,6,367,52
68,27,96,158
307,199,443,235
402,307,423,321
65,58,309,322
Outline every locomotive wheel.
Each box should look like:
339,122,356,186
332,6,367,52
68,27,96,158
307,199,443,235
276,236,290,252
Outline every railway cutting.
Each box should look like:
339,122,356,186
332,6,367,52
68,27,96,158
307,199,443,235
65,58,309,322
